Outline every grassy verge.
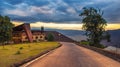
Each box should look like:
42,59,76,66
80,41,89,45
0,42,59,67
80,41,106,48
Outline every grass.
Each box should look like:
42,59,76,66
0,42,59,67
80,41,89,45
80,41,106,48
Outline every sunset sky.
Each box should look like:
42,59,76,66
0,0,120,30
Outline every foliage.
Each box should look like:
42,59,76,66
97,44,106,48
19,47,23,50
15,50,21,55
80,41,106,48
80,41,89,45
46,33,54,41
80,7,110,48
0,15,14,47
41,26,44,32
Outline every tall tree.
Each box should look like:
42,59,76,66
80,7,109,47
41,26,44,33
0,15,14,47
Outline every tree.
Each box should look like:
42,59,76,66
41,26,44,33
79,7,110,47
0,15,14,48
46,33,54,41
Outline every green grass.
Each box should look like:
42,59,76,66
0,42,59,67
80,41,89,45
80,41,106,48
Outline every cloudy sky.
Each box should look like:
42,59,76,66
0,0,120,30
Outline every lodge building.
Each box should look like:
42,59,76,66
12,23,75,43
12,23,46,43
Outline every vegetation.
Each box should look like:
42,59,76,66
41,26,44,32
0,42,59,67
80,40,89,45
80,40,106,48
46,33,54,41
0,15,14,48
80,7,110,48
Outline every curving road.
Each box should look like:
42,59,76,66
26,42,120,67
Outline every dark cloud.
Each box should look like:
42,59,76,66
5,0,24,5
0,0,120,23
24,0,49,6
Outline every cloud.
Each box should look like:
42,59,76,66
3,3,30,16
0,0,120,23
5,0,24,5
4,9,29,16
30,6,55,14
12,21,24,26
3,3,55,17
66,7,76,14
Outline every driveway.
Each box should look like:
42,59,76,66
25,42,120,67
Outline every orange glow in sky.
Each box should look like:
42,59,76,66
12,21,120,30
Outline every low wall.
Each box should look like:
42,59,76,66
75,42,120,62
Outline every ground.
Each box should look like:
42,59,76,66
25,42,120,67
0,42,59,67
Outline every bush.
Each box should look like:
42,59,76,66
80,41,89,45
80,41,106,48
96,44,106,48
15,50,21,55
19,47,23,50
46,33,54,41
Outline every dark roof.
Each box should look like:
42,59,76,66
13,23,30,31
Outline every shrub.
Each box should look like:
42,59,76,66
15,50,21,55
80,41,89,45
46,33,54,41
80,41,106,48
19,47,23,50
97,44,106,48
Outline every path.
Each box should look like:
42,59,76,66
25,42,120,67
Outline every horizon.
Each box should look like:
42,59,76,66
13,21,120,30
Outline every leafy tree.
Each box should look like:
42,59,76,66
46,33,54,41
41,26,44,33
80,7,110,47
0,15,14,48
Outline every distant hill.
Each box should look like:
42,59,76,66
101,29,120,47
44,29,87,41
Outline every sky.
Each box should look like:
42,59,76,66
0,0,120,30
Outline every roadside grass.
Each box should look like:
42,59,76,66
80,41,106,48
0,42,59,67
80,41,89,45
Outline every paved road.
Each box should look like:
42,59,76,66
26,42,120,67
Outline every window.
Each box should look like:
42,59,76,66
36,36,38,39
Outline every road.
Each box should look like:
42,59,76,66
26,42,120,67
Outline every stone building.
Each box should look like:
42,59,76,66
12,23,46,43
12,23,75,43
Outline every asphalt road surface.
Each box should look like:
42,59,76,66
26,42,120,67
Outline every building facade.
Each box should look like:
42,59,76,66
12,23,46,43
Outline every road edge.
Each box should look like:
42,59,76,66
75,42,120,62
